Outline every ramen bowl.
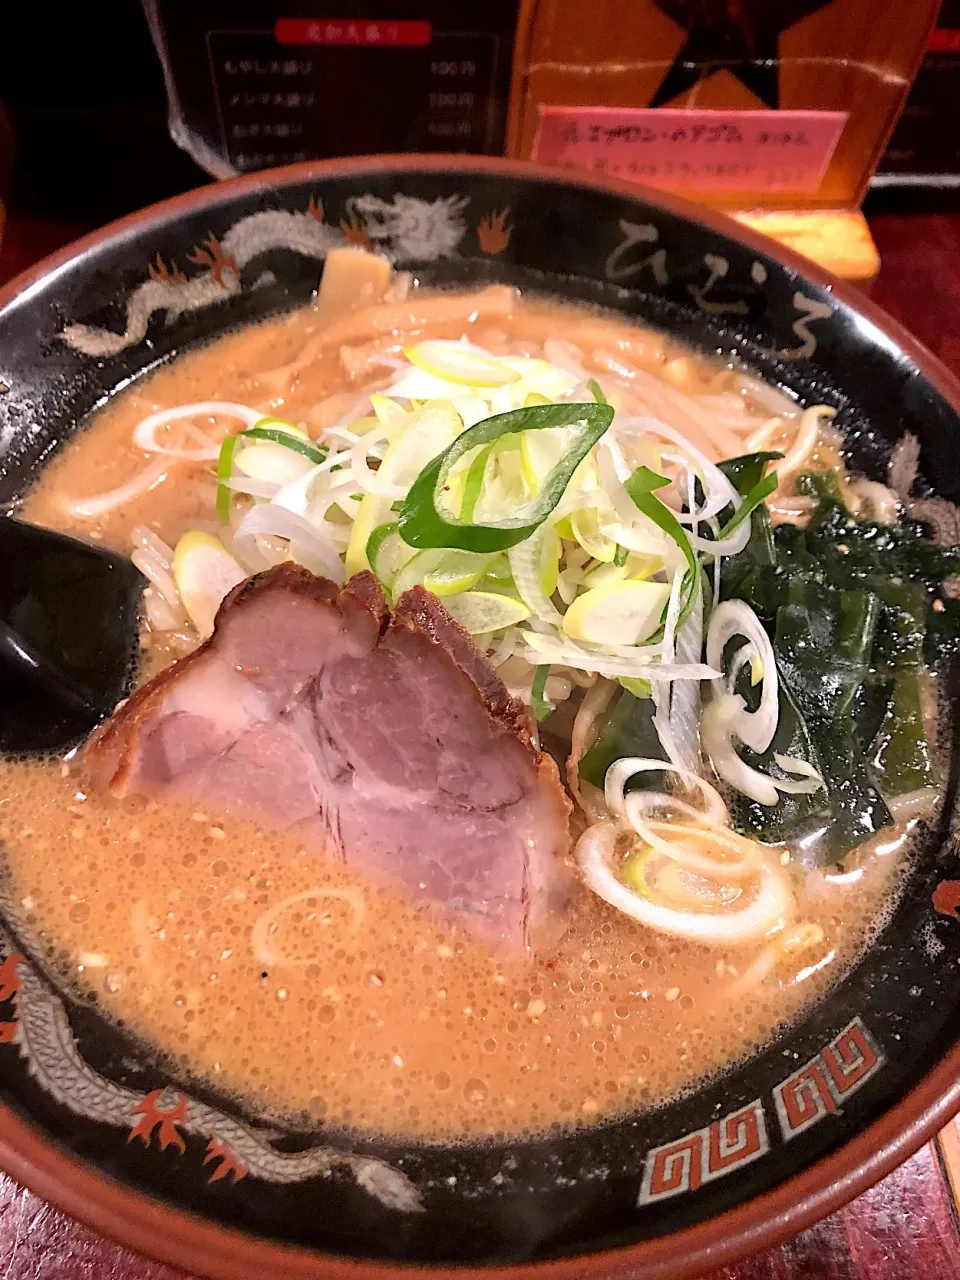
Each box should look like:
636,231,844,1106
1,156,959,1280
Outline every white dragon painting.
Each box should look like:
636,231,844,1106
58,192,473,361
0,938,423,1212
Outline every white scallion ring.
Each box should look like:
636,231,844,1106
576,821,793,945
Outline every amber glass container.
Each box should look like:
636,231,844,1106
507,0,938,209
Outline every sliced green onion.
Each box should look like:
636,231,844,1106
249,415,309,435
717,471,778,539
398,401,614,552
531,665,554,721
619,675,653,699
624,466,697,581
622,847,657,897
461,442,494,522
393,547,495,599
365,521,410,589
366,521,398,561
442,590,531,633
241,426,327,465
587,378,608,405
481,553,514,586
570,506,617,562
624,466,702,635
216,434,242,524
216,421,327,524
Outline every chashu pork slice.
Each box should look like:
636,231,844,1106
86,565,571,950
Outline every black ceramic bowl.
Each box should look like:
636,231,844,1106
1,156,960,1280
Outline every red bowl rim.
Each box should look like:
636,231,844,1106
2,152,960,1280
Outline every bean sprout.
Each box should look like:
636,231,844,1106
133,402,262,460
62,457,171,518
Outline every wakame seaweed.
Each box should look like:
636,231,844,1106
729,579,894,862
723,468,960,665
717,465,959,861
578,454,960,864
579,689,669,794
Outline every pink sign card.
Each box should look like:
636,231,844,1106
533,107,849,196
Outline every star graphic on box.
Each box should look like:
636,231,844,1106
650,0,837,108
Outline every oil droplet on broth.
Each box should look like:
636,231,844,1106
464,1079,488,1106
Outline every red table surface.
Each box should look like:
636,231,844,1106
1,208,960,1279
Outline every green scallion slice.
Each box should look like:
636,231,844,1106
398,401,614,553
216,434,241,524
241,426,327,465
717,471,778,539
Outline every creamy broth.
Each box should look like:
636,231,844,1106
1,291,923,1140
0,757,905,1139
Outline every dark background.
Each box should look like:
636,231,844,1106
3,1,960,232
0,3,206,225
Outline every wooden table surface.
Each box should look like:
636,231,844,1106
2,206,960,1279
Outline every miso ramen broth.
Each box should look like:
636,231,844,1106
0,759,906,1137
0,273,946,1141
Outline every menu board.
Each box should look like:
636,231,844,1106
145,1,521,176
